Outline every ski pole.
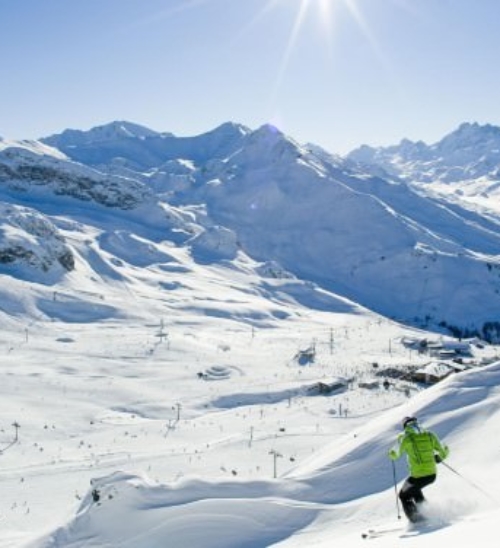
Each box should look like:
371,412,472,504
441,461,497,503
391,460,401,519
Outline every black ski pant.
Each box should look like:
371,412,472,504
399,474,436,520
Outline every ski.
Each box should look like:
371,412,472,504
362,517,431,539
361,524,406,539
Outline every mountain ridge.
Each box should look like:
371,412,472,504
42,121,251,170
347,121,500,185
2,120,500,339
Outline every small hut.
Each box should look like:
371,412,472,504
412,362,455,384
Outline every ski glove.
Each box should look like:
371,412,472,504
388,449,398,460
435,445,449,463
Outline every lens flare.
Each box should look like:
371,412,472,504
262,0,395,113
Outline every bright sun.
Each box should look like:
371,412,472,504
265,0,363,97
288,0,367,50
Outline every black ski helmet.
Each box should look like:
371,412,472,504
402,416,418,429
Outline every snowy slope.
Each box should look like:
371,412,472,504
347,122,500,205
10,121,495,338
9,341,500,548
42,121,251,171
2,121,500,546
1,207,499,546
0,138,151,209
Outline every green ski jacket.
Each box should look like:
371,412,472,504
389,424,449,478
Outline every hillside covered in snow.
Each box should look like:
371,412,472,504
2,121,500,338
347,122,500,202
2,121,500,547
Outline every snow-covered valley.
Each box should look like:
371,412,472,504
1,120,500,546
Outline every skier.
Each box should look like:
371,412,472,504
389,416,449,522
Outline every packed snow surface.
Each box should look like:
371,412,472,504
1,120,500,546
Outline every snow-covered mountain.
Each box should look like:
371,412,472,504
3,121,500,548
0,137,151,209
42,121,251,171
347,122,500,192
2,121,500,340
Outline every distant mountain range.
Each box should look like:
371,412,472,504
347,122,500,198
2,120,500,340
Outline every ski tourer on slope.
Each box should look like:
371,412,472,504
389,416,449,522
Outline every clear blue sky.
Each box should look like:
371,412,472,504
1,0,499,154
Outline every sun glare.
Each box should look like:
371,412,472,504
267,0,350,99
293,0,377,50
263,0,393,102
